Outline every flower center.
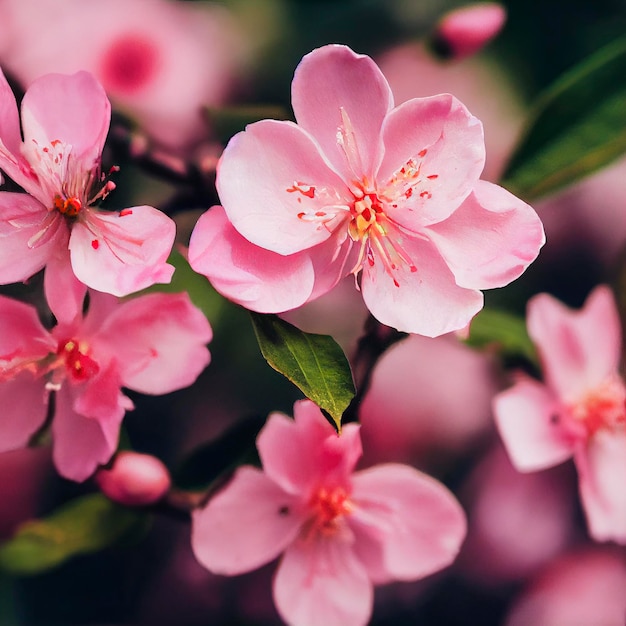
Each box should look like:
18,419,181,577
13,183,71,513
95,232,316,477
307,485,353,536
57,339,100,383
563,377,626,438
53,194,83,217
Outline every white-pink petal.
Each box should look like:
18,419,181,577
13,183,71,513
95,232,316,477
191,466,303,575
493,377,574,472
425,180,545,289
291,44,393,182
350,463,467,582
378,94,485,228
69,205,175,297
188,206,316,313
527,287,621,401
217,120,352,255
576,430,626,544
360,235,484,337
274,537,373,626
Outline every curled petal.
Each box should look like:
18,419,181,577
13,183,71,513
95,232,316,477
425,180,545,289
44,251,87,325
97,292,212,395
274,537,373,626
350,464,467,582
189,206,316,313
493,376,574,472
69,205,175,297
258,401,362,496
527,287,621,400
576,431,626,544
191,466,303,575
360,236,483,337
378,94,485,228
291,44,393,181
217,120,351,255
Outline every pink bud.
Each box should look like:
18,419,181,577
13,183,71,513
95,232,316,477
433,3,507,60
95,451,171,506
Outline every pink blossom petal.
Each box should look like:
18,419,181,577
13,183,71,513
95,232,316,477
69,205,175,297
378,94,485,228
0,67,22,157
291,44,393,181
217,120,352,255
527,287,621,400
425,180,545,289
0,373,48,453
0,294,54,359
44,251,87,325
493,377,574,472
360,236,483,336
52,383,126,482
97,292,212,394
306,233,355,302
258,401,362,496
0,193,66,284
576,431,626,543
350,464,466,582
20,71,110,168
191,466,303,575
188,206,316,312
274,537,373,626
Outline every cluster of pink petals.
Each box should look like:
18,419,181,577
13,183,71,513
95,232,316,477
191,399,466,626
189,44,544,337
0,290,212,482
0,68,175,321
493,286,626,543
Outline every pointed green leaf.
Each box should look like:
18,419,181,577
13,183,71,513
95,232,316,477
466,307,537,365
249,313,355,431
502,36,626,200
0,494,148,576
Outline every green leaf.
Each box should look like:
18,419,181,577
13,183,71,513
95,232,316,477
204,104,291,144
0,494,148,576
249,313,355,431
466,307,537,365
501,36,626,200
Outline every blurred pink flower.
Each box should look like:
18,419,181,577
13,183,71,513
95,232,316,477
434,3,507,60
95,450,171,506
0,0,244,151
493,286,626,543
505,547,626,626
0,291,212,482
359,333,497,467
0,69,175,321
190,44,544,337
191,399,466,626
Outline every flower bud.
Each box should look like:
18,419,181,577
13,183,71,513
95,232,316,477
432,3,507,60
95,451,171,506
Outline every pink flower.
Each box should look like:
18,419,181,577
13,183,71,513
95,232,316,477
493,286,626,543
433,3,507,60
191,399,466,626
0,0,244,152
0,290,212,482
0,68,175,321
189,44,544,337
